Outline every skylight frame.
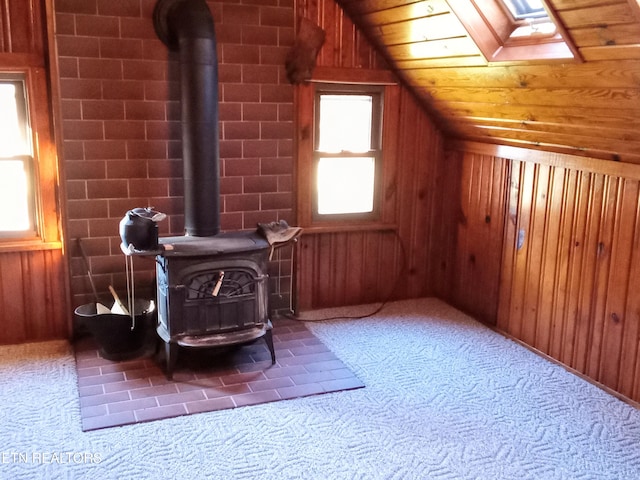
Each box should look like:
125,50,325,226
448,0,582,63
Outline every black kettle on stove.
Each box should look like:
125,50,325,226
119,207,166,251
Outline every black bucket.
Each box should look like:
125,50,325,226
74,299,157,361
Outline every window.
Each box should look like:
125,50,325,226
502,0,546,20
449,0,581,62
0,78,37,238
313,86,383,221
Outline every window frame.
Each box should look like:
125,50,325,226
0,76,40,240
311,84,384,224
0,67,61,251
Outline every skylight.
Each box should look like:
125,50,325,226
502,0,547,20
447,0,581,62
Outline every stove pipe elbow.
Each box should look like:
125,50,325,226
153,0,220,237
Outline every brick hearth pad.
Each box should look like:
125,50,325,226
74,318,364,431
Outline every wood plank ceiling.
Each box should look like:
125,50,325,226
333,0,640,164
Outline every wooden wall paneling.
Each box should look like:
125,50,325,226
340,8,358,68
345,232,365,304
394,88,423,299
618,188,640,399
599,178,638,390
334,233,348,305
320,0,340,68
305,235,319,309
585,175,614,378
296,234,314,310
23,249,46,339
26,249,67,341
458,153,507,325
316,233,334,307
324,233,338,305
542,167,569,352
0,253,26,344
429,149,461,301
294,83,314,227
521,161,538,346
376,90,402,299
535,166,567,353
556,169,587,367
487,157,509,323
496,158,517,333
450,142,640,403
547,168,576,362
521,163,549,348
451,151,474,313
535,167,565,353
361,231,378,304
0,0,43,55
415,96,441,299
499,161,534,341
406,97,432,298
297,230,408,309
381,85,400,225
300,0,385,70
583,175,617,380
497,163,640,394
425,119,444,295
567,173,599,375
41,249,66,341
380,230,401,300
431,149,511,326
0,249,66,344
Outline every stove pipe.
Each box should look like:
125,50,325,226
153,0,220,237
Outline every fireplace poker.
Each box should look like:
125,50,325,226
77,238,100,303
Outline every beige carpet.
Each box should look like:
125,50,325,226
1,298,639,479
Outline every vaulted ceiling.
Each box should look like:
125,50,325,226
334,0,640,164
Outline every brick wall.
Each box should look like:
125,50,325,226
54,0,295,311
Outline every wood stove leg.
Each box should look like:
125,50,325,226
165,341,179,380
264,329,276,365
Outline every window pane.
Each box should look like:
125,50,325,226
317,157,375,214
318,95,372,153
0,160,31,231
0,82,29,157
502,0,546,20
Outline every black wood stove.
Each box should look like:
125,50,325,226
138,0,277,378
156,233,274,378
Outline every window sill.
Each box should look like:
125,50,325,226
301,223,398,235
0,240,63,253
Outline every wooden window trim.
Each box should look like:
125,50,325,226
311,84,383,224
449,0,582,63
0,66,62,252
296,82,398,233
